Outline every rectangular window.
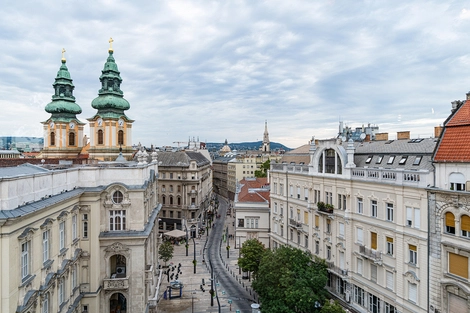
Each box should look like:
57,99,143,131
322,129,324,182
462,215,470,237
357,197,363,214
357,228,363,244
43,231,50,263
72,214,77,240
59,221,65,250
314,189,320,203
357,258,363,275
304,211,308,224
449,252,469,278
238,219,244,227
109,210,126,231
370,264,377,282
82,214,88,239
408,282,417,303
297,186,301,199
386,270,394,290
59,279,65,305
304,188,308,201
304,235,308,248
376,155,383,164
297,232,300,244
386,237,394,255
290,229,293,241
280,184,284,196
280,225,284,236
339,222,345,238
371,200,377,217
290,185,293,197
337,194,346,210
21,241,30,279
325,191,333,205
274,202,278,213
326,219,331,233
327,246,331,260
385,302,396,313
280,206,284,216
315,215,320,229
413,156,422,165
371,232,377,250
71,264,77,290
273,183,277,195
409,244,417,265
315,240,319,254
406,207,421,228
399,156,408,165
354,285,365,306
386,203,394,221
274,223,278,234
369,293,380,313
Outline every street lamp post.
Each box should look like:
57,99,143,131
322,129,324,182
226,226,230,259
192,235,196,274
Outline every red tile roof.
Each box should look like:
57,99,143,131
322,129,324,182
237,177,270,203
434,100,470,162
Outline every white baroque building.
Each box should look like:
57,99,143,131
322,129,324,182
0,161,161,313
270,131,437,313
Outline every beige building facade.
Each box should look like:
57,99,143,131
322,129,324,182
270,134,435,313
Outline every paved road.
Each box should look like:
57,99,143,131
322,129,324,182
206,196,255,312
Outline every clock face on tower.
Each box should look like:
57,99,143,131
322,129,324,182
50,121,55,128
97,118,103,126
118,119,124,127
69,122,75,129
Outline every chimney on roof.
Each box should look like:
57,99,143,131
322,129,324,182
452,100,464,113
434,126,443,138
375,133,389,141
365,134,370,142
397,131,410,140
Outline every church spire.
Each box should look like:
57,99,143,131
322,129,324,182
261,120,270,153
91,38,130,118
44,48,82,119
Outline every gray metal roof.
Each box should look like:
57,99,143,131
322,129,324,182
157,151,210,167
0,163,49,178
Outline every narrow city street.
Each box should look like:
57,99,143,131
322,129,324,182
157,195,257,312
205,196,256,312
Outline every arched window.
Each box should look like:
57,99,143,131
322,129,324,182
170,196,174,205
50,132,55,146
445,212,455,234
69,132,75,146
325,149,336,173
177,197,181,206
98,129,104,145
162,195,166,205
118,130,124,145
450,173,466,191
462,215,470,237
42,292,50,313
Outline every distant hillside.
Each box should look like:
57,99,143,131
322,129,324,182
206,141,291,152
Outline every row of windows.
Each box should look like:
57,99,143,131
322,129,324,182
39,271,77,313
364,154,422,166
237,218,259,228
160,172,197,179
353,284,403,312
444,212,470,237
49,132,78,146
161,210,182,219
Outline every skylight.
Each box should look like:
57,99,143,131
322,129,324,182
399,156,408,165
413,156,422,165
387,156,395,164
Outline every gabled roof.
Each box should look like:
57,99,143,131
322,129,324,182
237,177,270,203
434,99,470,162
156,151,210,167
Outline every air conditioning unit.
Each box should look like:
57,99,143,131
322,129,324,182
116,266,126,275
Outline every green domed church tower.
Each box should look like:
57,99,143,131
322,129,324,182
40,49,85,159
87,38,134,161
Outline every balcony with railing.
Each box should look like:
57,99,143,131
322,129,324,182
289,218,303,229
351,168,430,187
271,163,309,173
327,262,348,277
359,245,382,263
316,202,334,215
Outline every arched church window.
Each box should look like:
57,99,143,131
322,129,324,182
118,130,124,145
50,132,55,146
98,130,104,145
69,132,75,146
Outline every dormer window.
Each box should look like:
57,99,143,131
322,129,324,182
387,156,395,164
376,155,383,164
413,156,422,165
365,156,373,164
399,156,408,165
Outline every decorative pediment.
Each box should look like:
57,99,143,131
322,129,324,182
40,272,57,294
18,227,38,241
57,210,69,221
404,270,420,283
336,242,346,250
40,218,55,230
105,242,131,259
17,289,39,313
71,205,80,212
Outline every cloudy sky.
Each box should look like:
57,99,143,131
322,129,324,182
1,1,470,149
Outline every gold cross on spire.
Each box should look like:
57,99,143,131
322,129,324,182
109,37,114,52
61,48,66,61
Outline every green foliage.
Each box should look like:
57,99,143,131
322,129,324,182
238,239,266,277
158,241,174,266
255,159,271,178
252,246,328,313
320,300,345,313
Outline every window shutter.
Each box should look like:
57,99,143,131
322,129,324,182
407,207,412,225
387,236,393,243
357,228,363,243
461,215,470,232
371,232,377,250
414,208,420,228
409,244,417,251
449,252,468,278
304,211,308,224
386,271,393,290
446,212,455,227
408,283,417,302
